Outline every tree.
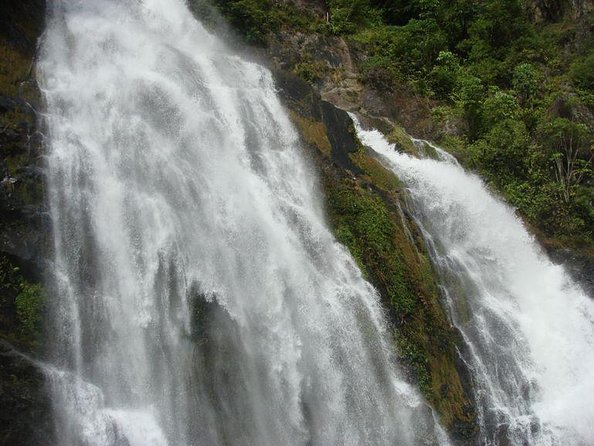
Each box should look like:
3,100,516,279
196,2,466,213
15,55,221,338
543,118,594,203
512,63,541,105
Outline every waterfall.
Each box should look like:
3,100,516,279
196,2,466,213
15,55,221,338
352,116,594,445
37,1,444,444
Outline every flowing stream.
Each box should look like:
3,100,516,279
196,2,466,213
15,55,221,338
352,117,594,446
37,1,444,445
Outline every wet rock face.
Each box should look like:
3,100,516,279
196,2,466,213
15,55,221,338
0,1,54,445
273,69,361,172
0,0,45,52
547,246,594,297
0,341,55,446
0,0,48,267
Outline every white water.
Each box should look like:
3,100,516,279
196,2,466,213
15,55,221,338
37,1,445,444
352,116,594,445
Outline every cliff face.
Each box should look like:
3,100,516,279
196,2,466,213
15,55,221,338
525,0,593,22
274,71,478,440
0,1,54,444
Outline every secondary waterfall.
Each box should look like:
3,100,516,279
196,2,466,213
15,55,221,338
352,117,594,446
37,1,445,445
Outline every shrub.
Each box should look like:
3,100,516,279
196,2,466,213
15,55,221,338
15,283,44,341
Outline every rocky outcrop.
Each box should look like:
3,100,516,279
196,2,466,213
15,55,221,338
265,27,439,140
525,0,593,22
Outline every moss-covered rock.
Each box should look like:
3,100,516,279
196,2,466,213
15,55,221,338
279,72,477,440
386,125,417,155
323,154,477,440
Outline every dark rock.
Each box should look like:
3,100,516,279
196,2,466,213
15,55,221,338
273,69,320,119
0,0,46,55
0,95,34,115
0,341,54,446
273,69,362,173
547,246,594,297
319,100,362,173
0,0,53,444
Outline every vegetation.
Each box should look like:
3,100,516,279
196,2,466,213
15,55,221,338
15,282,44,342
204,0,321,44
0,255,45,349
327,0,594,251
210,0,594,253
190,0,594,437
325,148,477,436
288,98,476,435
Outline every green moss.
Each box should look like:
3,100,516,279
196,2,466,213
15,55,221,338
387,125,417,155
15,283,44,342
323,171,476,433
292,60,328,85
350,149,402,190
415,141,439,159
0,256,45,350
0,37,31,97
303,121,477,434
289,112,332,156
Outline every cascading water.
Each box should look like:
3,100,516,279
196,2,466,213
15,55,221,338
352,116,594,446
37,1,446,444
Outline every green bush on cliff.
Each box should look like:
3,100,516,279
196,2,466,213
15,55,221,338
15,283,44,341
0,256,45,348
209,0,320,43
213,0,279,44
570,50,594,91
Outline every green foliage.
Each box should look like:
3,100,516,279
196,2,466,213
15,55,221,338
482,88,520,129
570,50,594,92
467,119,530,184
429,50,461,98
15,283,44,340
214,0,277,44
326,0,383,34
466,0,528,53
454,72,485,139
540,118,593,204
512,63,542,104
353,19,448,93
292,60,327,85
0,255,45,348
211,0,320,44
